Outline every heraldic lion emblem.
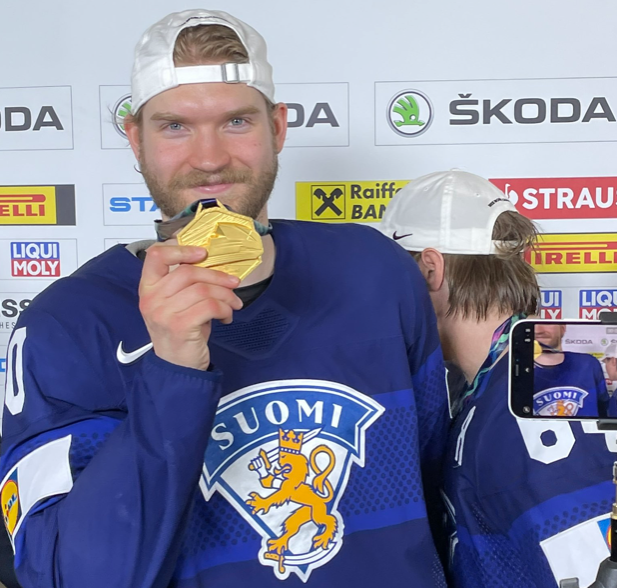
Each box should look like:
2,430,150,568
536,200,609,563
245,428,337,574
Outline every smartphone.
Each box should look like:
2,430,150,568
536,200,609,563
509,318,617,420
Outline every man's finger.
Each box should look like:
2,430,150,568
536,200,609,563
173,297,237,328
150,263,242,300
153,282,244,315
140,243,208,289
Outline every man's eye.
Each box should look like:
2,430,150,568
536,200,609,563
167,122,183,131
230,117,245,126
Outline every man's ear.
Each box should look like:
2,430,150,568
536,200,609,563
124,117,141,161
416,248,446,293
271,102,288,153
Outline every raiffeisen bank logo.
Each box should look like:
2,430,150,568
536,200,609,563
112,94,132,138
387,90,433,137
296,181,410,223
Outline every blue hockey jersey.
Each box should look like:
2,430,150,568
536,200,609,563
534,352,610,418
444,354,617,588
0,220,449,588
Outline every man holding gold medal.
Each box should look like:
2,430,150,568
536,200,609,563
0,10,449,587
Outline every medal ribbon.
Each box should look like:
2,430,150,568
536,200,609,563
155,198,272,242
460,313,526,405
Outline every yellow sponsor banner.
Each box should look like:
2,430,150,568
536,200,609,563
526,233,617,273
295,181,410,223
0,186,57,225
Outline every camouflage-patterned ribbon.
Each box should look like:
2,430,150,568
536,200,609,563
155,198,272,242
461,313,526,405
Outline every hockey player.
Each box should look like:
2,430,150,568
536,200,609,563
602,344,617,417
0,9,450,588
381,170,617,588
603,344,617,382
534,323,610,417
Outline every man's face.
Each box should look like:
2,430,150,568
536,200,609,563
534,324,566,350
604,357,617,380
126,80,287,221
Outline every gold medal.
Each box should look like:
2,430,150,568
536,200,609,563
176,201,264,280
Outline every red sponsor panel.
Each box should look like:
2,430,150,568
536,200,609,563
490,177,617,219
579,308,617,320
11,259,60,277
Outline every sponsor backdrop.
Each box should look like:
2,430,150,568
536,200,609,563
1,0,617,385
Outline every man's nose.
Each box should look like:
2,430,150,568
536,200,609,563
186,128,232,172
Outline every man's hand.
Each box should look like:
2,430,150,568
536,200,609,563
138,242,243,370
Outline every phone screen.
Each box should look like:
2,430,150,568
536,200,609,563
509,319,617,419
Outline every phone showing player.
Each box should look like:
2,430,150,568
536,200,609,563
509,318,617,420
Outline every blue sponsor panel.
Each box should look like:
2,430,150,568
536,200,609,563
103,184,158,226
10,242,60,278
109,196,158,213
579,289,617,319
540,289,563,319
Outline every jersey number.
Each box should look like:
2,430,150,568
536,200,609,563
1,327,27,432
517,419,617,464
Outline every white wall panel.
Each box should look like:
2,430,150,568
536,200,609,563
0,0,615,342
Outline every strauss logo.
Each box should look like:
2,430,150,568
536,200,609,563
504,183,519,205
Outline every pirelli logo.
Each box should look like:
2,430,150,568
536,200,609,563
0,186,76,225
295,181,410,223
526,233,617,273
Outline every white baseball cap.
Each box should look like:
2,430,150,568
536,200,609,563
131,9,275,113
602,343,617,360
380,170,518,254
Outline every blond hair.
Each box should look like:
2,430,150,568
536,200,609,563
127,24,273,124
173,24,249,66
414,211,539,320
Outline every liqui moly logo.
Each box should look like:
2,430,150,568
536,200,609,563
11,242,60,277
540,290,562,319
579,289,617,319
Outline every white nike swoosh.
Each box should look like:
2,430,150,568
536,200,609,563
116,341,154,364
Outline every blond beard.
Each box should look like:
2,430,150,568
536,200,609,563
140,154,279,220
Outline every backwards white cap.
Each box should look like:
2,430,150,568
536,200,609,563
602,343,617,360
131,9,275,113
380,170,518,254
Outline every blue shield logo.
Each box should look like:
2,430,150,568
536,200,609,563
201,379,384,581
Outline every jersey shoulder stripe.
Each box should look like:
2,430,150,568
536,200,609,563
1,435,72,546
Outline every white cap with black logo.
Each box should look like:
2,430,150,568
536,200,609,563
602,343,617,360
131,9,275,113
380,170,518,254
